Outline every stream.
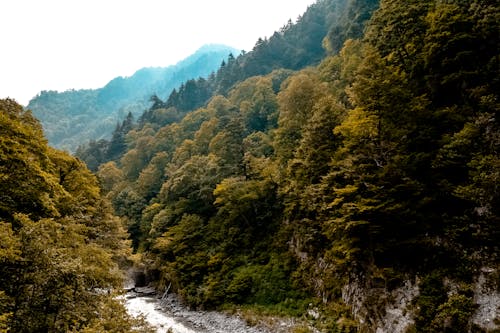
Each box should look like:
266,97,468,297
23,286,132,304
124,291,272,333
125,295,194,333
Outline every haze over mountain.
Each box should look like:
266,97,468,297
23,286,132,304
27,44,238,152
77,0,500,331
1,0,499,332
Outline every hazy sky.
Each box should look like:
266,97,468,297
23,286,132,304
0,0,316,105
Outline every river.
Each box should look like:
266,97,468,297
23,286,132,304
124,292,272,333
125,295,195,333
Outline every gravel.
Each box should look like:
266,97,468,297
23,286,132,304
125,292,271,333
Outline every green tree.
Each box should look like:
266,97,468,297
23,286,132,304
0,99,60,222
274,70,328,162
208,117,245,176
136,152,169,200
0,99,137,332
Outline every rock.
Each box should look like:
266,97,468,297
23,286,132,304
342,274,418,333
472,267,500,331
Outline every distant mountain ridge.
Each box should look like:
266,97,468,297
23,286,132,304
28,44,239,152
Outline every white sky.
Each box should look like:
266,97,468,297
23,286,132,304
0,0,316,105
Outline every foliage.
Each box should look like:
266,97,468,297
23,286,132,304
28,45,238,152
0,99,141,332
48,0,500,330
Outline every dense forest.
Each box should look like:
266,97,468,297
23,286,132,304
2,0,499,332
76,0,500,331
0,99,154,332
27,44,238,152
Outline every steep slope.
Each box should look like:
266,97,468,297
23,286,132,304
157,0,379,115
0,99,152,332
76,0,379,171
28,44,238,152
78,0,499,331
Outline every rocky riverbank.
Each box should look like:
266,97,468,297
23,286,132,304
124,290,273,333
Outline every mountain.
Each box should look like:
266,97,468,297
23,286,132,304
76,0,379,172
27,44,239,152
10,0,499,331
132,0,379,126
77,0,499,331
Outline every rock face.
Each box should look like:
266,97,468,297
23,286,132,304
342,274,418,333
472,267,500,331
342,267,499,333
374,280,419,333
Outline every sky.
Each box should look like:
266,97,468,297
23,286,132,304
0,0,316,105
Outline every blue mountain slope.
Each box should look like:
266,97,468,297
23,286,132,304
28,44,238,152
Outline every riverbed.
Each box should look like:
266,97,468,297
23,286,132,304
124,293,271,333
125,295,194,333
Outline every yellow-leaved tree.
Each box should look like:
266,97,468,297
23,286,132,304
0,99,152,332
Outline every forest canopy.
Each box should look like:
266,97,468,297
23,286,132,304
0,99,151,332
3,0,499,331
76,0,499,331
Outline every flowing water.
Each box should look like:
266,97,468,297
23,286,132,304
125,295,195,333
124,293,270,333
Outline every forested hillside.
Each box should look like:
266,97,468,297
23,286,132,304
14,0,500,331
27,44,238,152
0,99,154,332
77,0,500,331
77,0,378,172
